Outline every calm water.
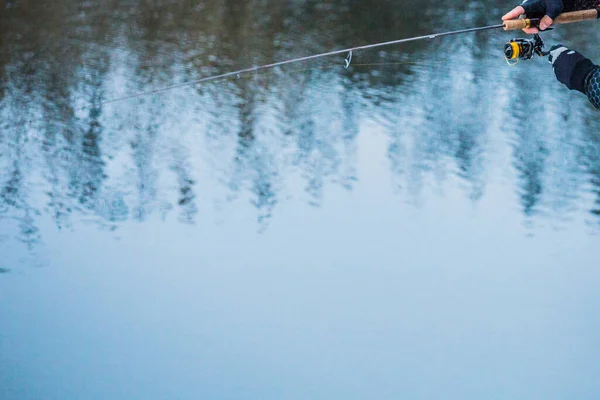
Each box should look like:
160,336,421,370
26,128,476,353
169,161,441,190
1,0,600,398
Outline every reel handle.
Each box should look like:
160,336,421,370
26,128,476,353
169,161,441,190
503,8,600,31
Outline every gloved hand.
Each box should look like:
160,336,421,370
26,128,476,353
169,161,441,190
520,0,576,18
502,0,576,33
548,44,597,93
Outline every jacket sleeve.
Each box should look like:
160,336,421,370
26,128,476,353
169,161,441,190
584,67,600,109
572,0,600,11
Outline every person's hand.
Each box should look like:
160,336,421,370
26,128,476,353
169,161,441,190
548,44,597,93
502,0,567,34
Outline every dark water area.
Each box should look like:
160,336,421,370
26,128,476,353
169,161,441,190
1,1,600,399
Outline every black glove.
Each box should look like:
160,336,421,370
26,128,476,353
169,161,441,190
520,0,576,19
548,44,597,93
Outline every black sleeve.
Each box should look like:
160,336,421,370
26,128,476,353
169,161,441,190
584,67,600,109
572,0,600,11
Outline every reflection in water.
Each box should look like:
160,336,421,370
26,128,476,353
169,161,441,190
1,0,600,256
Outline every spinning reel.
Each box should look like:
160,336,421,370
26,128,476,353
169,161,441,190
504,34,549,64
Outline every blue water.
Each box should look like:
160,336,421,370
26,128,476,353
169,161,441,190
1,1,600,398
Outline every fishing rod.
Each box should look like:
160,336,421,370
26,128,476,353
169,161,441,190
100,9,600,106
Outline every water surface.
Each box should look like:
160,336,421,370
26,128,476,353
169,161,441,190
1,1,600,399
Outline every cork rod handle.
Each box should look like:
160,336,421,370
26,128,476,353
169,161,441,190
503,8,600,31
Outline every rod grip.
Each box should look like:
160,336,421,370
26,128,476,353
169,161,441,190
503,8,600,31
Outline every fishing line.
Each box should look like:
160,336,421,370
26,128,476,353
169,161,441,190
205,61,434,82
95,61,436,110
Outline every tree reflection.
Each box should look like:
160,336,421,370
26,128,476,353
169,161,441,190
1,0,600,256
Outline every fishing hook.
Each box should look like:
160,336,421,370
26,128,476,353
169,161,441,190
345,51,353,69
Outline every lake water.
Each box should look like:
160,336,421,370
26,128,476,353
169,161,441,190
1,0,600,398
